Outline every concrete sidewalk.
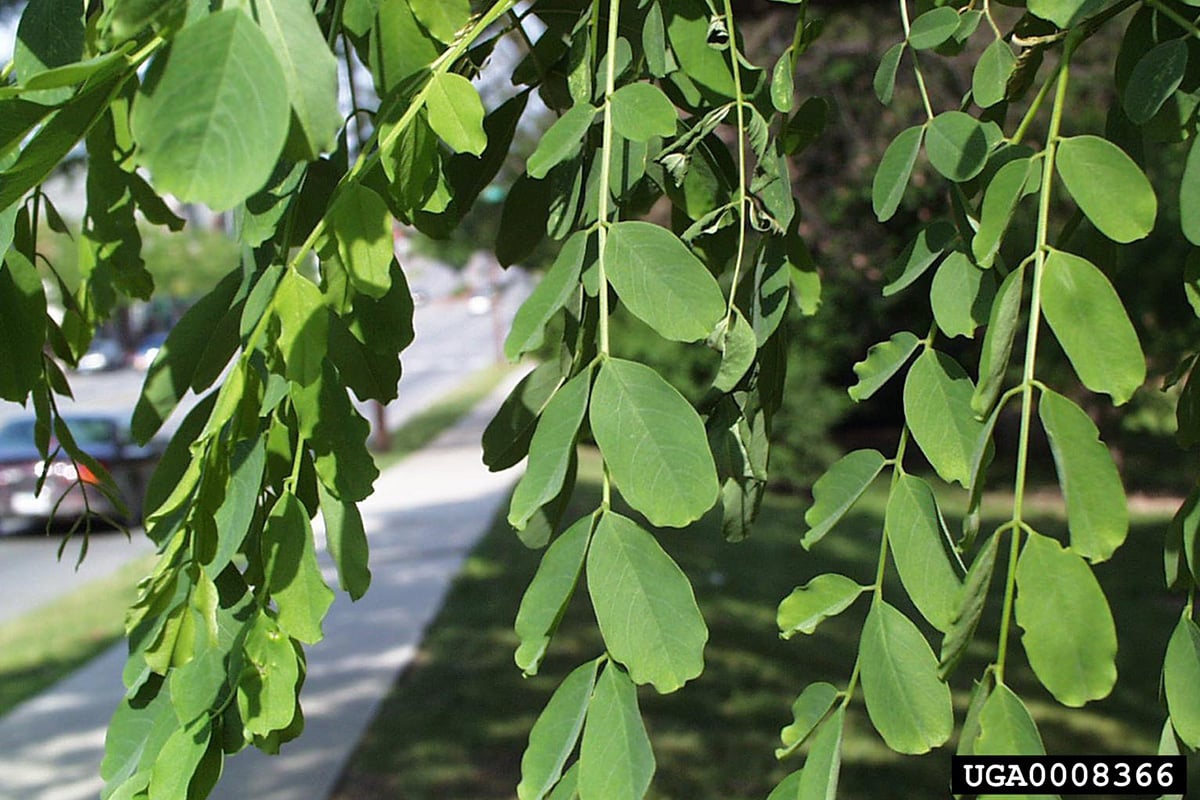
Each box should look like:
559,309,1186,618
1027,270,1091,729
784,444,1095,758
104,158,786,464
0,371,525,800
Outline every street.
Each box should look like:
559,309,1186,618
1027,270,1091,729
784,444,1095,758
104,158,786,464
0,286,524,625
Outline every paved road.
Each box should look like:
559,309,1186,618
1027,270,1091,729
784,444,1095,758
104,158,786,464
0,288,525,625
0,372,526,800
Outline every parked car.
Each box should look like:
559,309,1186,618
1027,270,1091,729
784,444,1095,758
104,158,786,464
75,337,126,373
0,414,164,535
130,331,169,371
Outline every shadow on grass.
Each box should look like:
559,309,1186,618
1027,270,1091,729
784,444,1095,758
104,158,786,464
332,449,1193,800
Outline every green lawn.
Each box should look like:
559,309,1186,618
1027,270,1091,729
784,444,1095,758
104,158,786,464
0,552,157,717
331,450,1189,800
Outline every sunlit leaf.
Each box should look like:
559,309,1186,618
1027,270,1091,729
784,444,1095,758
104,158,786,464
1016,532,1117,706
515,516,594,675
330,184,393,299
885,474,962,632
859,601,953,754
1041,249,1145,405
1164,616,1200,748
1039,389,1127,562
849,332,921,402
424,72,487,155
132,10,289,210
518,659,600,800
929,251,996,339
589,358,719,528
510,370,591,530
801,449,886,548
579,663,655,800
874,42,904,105
587,512,708,693
604,221,725,343
1056,135,1156,243
527,104,598,179
925,111,990,183
873,125,924,222
904,350,986,487
262,491,334,645
973,38,1016,108
777,574,865,639
610,82,678,141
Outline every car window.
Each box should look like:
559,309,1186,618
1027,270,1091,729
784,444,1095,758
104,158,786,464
70,419,116,447
0,420,35,446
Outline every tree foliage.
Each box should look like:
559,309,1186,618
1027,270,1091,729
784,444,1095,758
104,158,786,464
2,0,1199,796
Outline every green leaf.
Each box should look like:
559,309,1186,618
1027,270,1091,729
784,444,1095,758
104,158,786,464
930,251,996,339
263,491,335,645
849,332,921,402
883,221,956,296
409,0,469,43
292,362,379,502
578,662,655,800
1016,532,1117,707
939,531,1000,678
973,264,1024,415
973,683,1046,760
330,184,393,299
1056,135,1156,243
604,221,725,343
1164,616,1200,748
712,308,757,393
507,232,588,360
275,269,329,387
907,7,960,50
771,49,795,113
101,685,176,797
973,39,1017,109
972,157,1033,268
518,659,600,800
549,764,580,800
484,362,564,472
14,0,84,106
1041,249,1145,405
515,516,594,675
925,111,991,183
874,42,905,105
238,612,300,736
318,481,371,601
1181,136,1200,246
148,720,210,800
424,72,487,155
1028,0,1106,27
610,82,678,141
587,511,708,693
251,0,341,160
885,474,962,632
205,436,266,573
510,370,592,530
801,449,886,548
132,10,289,211
589,358,719,528
777,574,865,638
872,125,924,222
859,601,953,755
528,104,598,180
782,96,828,156
794,708,845,800
777,682,839,759
1038,390,1127,563
1124,39,1187,125
0,251,47,402
903,350,986,487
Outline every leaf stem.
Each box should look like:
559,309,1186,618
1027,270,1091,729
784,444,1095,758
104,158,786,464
1145,0,1200,40
720,0,749,329
996,59,1070,685
593,0,622,508
899,0,936,120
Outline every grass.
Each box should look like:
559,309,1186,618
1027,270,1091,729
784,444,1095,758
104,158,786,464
0,364,513,720
330,450,1192,800
374,364,513,471
0,551,157,717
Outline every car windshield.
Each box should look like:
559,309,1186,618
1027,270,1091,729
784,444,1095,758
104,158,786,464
0,418,117,449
